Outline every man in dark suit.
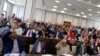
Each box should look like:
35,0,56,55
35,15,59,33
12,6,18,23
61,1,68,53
20,21,27,32
86,40,98,55
2,19,24,54
23,23,37,44
54,27,64,39
75,26,83,40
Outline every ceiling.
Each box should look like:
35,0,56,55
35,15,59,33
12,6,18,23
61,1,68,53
8,0,26,6
82,0,100,5
43,0,100,21
7,0,100,21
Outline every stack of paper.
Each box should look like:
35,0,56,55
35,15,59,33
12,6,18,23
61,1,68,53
4,53,20,56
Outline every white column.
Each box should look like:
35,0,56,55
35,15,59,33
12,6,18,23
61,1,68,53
30,0,36,21
0,0,5,14
6,2,13,16
41,10,46,22
24,0,36,21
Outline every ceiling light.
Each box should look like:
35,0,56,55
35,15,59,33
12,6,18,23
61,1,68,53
83,15,87,18
60,11,65,13
81,12,85,14
52,9,56,11
67,4,72,6
97,4,100,7
64,8,67,10
88,14,92,16
53,6,57,8
97,11,100,13
88,9,92,11
76,14,80,16
77,0,81,1
89,1,91,3
80,6,82,8
55,0,60,3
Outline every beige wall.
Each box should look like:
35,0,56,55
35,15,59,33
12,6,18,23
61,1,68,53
12,5,24,18
0,0,13,17
24,0,34,20
34,8,100,30
1,0,100,30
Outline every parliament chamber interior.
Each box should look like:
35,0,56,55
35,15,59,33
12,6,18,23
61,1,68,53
0,0,100,56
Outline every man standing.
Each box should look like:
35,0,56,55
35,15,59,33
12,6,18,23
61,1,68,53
2,19,24,54
13,19,23,35
56,38,72,55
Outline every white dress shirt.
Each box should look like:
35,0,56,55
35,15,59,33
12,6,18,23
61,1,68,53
77,28,81,34
26,29,36,37
26,29,33,37
56,32,59,39
11,39,19,53
15,27,23,35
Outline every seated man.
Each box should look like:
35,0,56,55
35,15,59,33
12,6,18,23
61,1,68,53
86,39,98,56
55,38,72,55
0,20,9,34
2,20,24,54
23,23,37,43
13,19,23,35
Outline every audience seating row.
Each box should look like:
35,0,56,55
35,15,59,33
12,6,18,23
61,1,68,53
0,34,85,55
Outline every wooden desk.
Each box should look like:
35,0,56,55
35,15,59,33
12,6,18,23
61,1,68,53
0,34,33,54
21,38,60,54
25,54,56,56
20,37,60,54
39,38,60,54
0,53,3,56
0,33,61,54
20,37,33,54
25,54,32,56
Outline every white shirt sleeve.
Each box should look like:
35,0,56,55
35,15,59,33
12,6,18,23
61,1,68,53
15,28,23,35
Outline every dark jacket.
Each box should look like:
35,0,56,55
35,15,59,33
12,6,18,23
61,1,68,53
2,30,24,54
54,31,64,39
23,29,37,44
86,45,98,55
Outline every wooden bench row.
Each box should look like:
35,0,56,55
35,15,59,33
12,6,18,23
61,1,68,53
0,34,60,54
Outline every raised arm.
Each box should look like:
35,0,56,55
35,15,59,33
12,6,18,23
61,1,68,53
55,42,61,50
